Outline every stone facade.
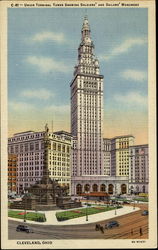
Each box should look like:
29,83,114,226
129,144,149,193
71,16,104,178
103,138,111,176
71,176,129,196
111,135,135,177
70,17,132,195
8,154,17,194
8,129,72,194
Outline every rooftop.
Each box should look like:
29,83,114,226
111,135,134,140
54,131,72,136
129,144,148,148
14,131,35,135
80,192,109,197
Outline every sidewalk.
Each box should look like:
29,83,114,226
8,205,140,226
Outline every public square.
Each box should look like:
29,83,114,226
8,202,148,239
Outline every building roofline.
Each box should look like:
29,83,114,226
129,144,148,147
111,135,135,140
103,135,135,140
14,131,35,135
70,73,104,87
54,130,72,136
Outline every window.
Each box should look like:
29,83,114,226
30,143,34,151
58,144,61,151
35,143,39,150
53,143,56,150
15,145,19,153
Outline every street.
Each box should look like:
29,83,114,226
8,204,148,240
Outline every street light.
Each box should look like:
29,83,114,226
35,208,38,221
23,191,26,222
115,202,117,215
133,200,135,210
85,191,89,221
115,184,117,196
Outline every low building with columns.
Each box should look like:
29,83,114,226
71,175,129,196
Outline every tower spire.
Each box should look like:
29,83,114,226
82,15,91,41
73,17,101,76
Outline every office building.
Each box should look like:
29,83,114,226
111,135,135,177
8,154,17,194
70,16,129,195
8,129,72,194
103,138,111,176
129,144,149,194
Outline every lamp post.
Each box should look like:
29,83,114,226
85,191,89,221
115,184,117,196
115,202,117,215
133,199,135,210
115,184,117,215
23,191,26,222
35,208,38,221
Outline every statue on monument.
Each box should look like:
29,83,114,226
45,123,49,133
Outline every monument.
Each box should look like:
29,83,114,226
10,125,81,211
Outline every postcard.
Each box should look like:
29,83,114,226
0,0,157,249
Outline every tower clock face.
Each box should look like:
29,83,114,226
85,37,91,43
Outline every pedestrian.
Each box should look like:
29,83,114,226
100,226,104,234
95,224,100,231
140,227,143,236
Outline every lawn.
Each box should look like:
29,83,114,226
56,205,122,221
133,197,148,202
8,210,46,222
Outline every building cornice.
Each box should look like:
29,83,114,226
70,73,104,87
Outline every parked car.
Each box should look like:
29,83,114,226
105,221,119,229
16,225,33,233
9,196,15,199
123,200,130,204
141,210,148,216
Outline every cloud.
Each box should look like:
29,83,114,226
9,100,70,115
100,37,147,61
46,104,70,114
9,101,35,111
30,31,66,44
26,56,70,73
113,92,147,106
120,69,147,82
21,88,55,100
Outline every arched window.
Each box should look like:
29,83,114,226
136,186,139,193
84,184,90,192
108,184,114,194
92,184,98,192
121,184,127,194
142,185,146,193
130,186,134,194
100,184,106,192
76,184,82,195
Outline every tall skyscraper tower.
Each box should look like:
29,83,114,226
70,16,104,177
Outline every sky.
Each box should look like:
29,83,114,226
8,8,148,144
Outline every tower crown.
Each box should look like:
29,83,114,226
73,16,102,76
81,16,91,42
